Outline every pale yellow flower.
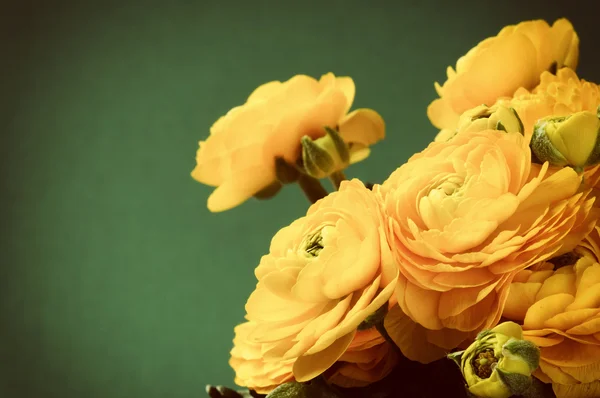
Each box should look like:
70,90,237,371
191,73,384,212
230,180,398,391
504,226,600,398
428,19,578,131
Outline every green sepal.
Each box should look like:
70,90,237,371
357,303,388,330
301,136,334,179
447,350,465,368
530,121,569,166
496,368,532,396
510,107,525,135
324,126,350,164
502,339,540,371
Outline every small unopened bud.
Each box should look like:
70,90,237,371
456,104,524,135
447,322,540,398
301,127,350,179
531,110,600,170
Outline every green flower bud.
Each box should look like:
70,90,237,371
448,322,540,398
301,126,350,179
531,110,600,170
455,104,524,135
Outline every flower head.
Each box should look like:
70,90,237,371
497,67,600,137
503,226,600,398
229,180,398,392
377,130,597,363
449,322,540,398
428,19,579,130
530,109,600,170
191,73,385,212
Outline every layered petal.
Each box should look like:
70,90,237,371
377,129,597,363
230,180,399,392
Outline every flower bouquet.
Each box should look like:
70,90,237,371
193,18,600,398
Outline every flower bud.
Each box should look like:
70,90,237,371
530,109,600,170
456,104,524,135
447,322,540,398
301,127,350,179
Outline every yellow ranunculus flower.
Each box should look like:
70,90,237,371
497,67,600,137
229,180,398,393
531,110,600,170
503,226,600,398
192,73,385,212
448,322,540,398
377,130,597,364
428,19,579,131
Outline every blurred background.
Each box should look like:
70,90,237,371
1,1,599,397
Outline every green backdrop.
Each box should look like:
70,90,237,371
2,1,599,397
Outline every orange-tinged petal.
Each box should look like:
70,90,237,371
542,339,600,367
553,381,600,398
293,331,355,382
524,293,575,330
504,282,542,320
383,305,448,364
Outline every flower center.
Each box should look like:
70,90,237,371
472,349,498,379
435,175,464,196
303,230,324,257
548,251,582,270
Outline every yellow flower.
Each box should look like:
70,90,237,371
428,19,579,131
376,130,597,364
448,322,540,398
324,329,399,388
530,110,600,170
191,73,385,212
503,226,600,398
229,180,398,392
497,67,600,137
229,322,294,394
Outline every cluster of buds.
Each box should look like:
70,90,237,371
300,126,351,179
530,107,600,171
448,322,540,398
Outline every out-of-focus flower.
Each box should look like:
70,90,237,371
530,109,600,170
377,130,597,363
428,19,579,131
230,180,398,392
497,67,600,138
503,226,600,398
448,322,540,398
192,73,385,212
324,329,399,388
435,104,524,142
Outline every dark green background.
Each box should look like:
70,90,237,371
2,1,599,397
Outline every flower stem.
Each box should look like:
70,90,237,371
375,321,401,354
297,174,328,204
329,170,347,190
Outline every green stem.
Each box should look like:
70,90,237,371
329,170,347,190
375,321,401,354
297,174,328,204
